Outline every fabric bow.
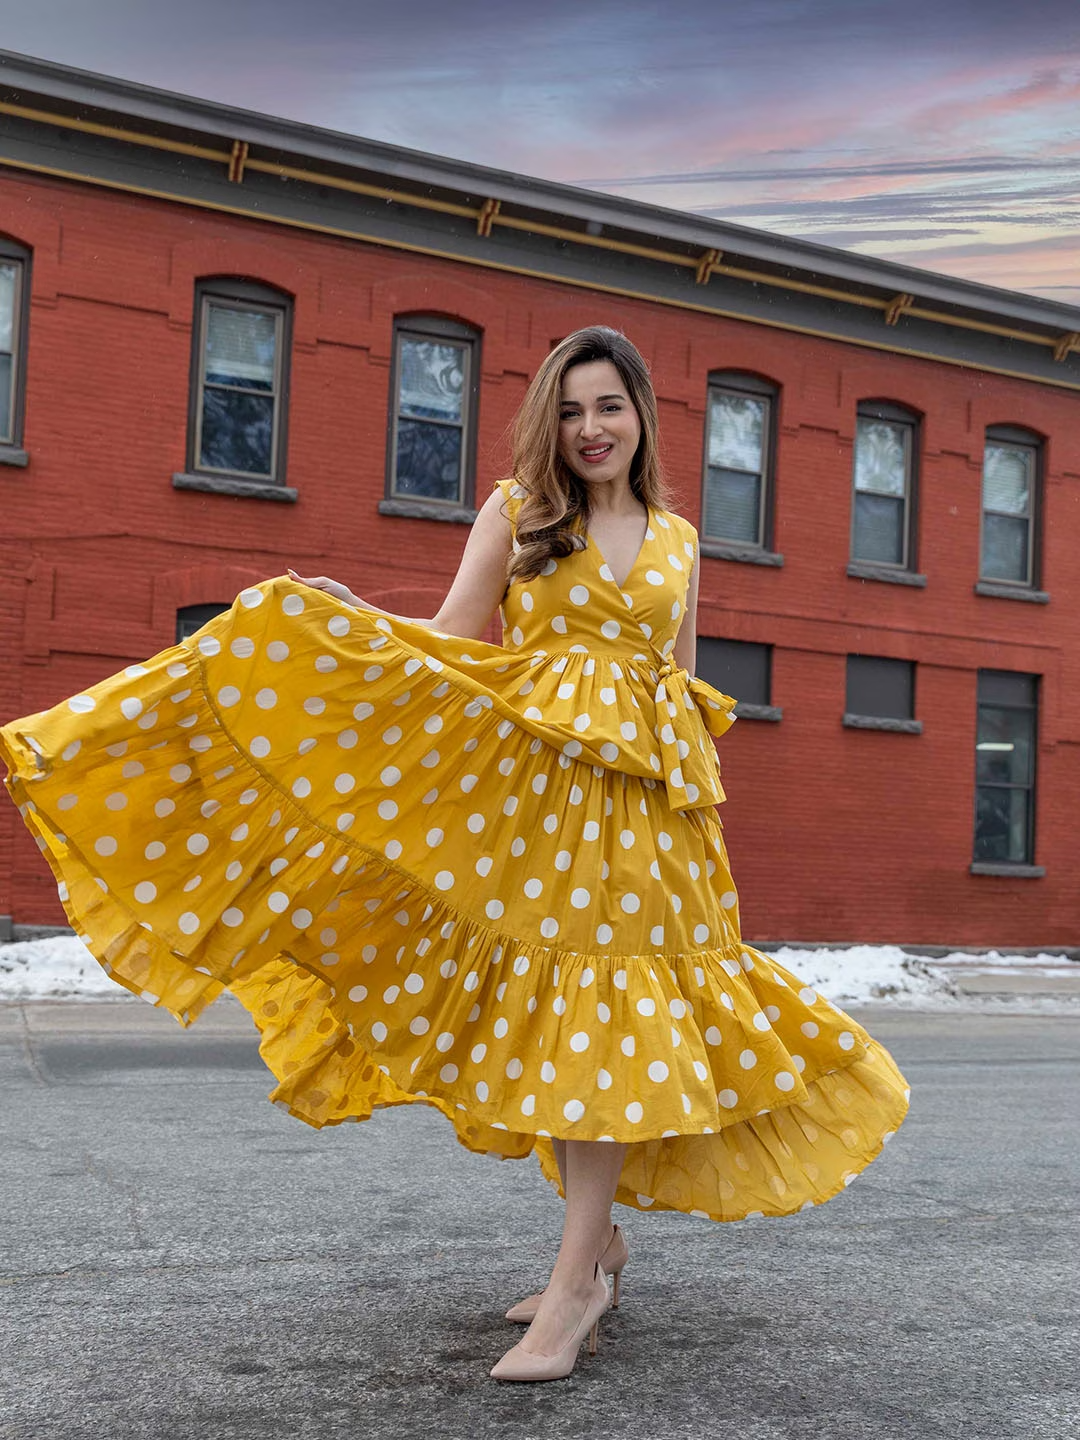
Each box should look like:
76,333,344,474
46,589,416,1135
651,658,738,810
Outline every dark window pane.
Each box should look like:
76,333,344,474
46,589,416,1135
696,638,770,705
0,262,15,353
200,387,275,475
981,513,1029,583
853,492,904,564
975,705,1034,785
0,352,10,442
982,444,1031,515
974,786,1031,863
394,419,463,501
204,303,277,390
398,339,465,422
977,670,1036,708
703,467,761,543
846,656,914,719
176,603,231,643
708,392,765,471
854,418,908,496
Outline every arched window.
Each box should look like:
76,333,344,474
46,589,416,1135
187,277,293,485
980,425,1042,589
0,236,31,460
851,400,920,572
386,315,481,513
701,371,778,549
176,603,231,643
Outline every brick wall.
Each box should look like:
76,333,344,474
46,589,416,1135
2,170,1078,945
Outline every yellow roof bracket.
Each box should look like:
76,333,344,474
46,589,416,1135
477,198,501,237
228,140,249,184
695,248,722,285
885,293,915,326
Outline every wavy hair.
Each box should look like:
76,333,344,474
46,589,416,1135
505,326,670,583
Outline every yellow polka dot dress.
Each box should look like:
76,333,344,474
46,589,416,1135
0,479,909,1220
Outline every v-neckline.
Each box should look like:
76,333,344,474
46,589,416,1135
585,505,653,591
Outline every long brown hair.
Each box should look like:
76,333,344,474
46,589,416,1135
506,326,670,583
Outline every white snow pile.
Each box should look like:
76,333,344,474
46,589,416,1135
0,934,1074,1007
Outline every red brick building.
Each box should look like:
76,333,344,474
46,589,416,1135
1,51,1078,947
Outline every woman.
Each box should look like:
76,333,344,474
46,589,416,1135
0,326,909,1384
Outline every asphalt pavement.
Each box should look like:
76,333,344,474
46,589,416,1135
0,997,1077,1440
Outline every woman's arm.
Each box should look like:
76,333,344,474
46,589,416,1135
672,555,699,676
289,488,514,642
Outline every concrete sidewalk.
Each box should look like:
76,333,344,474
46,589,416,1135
1,999,1078,1440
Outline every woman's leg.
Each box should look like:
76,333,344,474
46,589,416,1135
517,1138,626,1355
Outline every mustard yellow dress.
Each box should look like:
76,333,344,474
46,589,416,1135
0,479,909,1220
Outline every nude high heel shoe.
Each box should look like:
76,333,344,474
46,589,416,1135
505,1224,628,1323
490,1263,610,1383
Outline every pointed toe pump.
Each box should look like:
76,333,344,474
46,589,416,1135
490,1264,611,1383
505,1224,628,1324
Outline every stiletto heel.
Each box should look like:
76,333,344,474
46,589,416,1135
506,1223,628,1323
490,1263,610,1383
612,1268,622,1309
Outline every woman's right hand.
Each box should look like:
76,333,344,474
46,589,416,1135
286,569,357,606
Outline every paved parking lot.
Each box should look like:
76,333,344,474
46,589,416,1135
1,999,1077,1440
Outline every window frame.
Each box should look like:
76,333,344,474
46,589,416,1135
972,669,1039,869
850,400,920,573
979,424,1041,589
187,277,293,486
700,371,778,551
843,654,921,733
0,236,31,457
696,636,781,721
385,314,481,512
176,602,232,643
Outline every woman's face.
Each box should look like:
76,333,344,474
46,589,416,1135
557,359,642,490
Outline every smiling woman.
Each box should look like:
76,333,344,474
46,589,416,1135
0,324,909,1386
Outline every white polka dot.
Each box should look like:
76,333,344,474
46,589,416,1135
521,1094,536,1116
839,1030,856,1050
644,569,664,586
621,893,641,914
540,917,559,939
799,987,818,1006
68,694,96,714
739,1049,757,1069
178,912,199,935
596,923,613,945
600,620,621,640
378,800,398,821
569,585,590,606
563,1098,585,1122
439,1063,458,1083
94,836,117,857
524,878,543,899
693,924,710,944
555,850,573,869
718,1088,738,1108
596,1068,613,1090
486,900,504,920
133,881,157,904
621,1035,635,1056
570,887,590,909
266,641,289,662
570,1031,590,1053
775,1071,796,1091
625,1102,644,1124
636,997,656,1017
222,907,244,927
647,1061,669,1083
801,1020,820,1038
434,871,455,891
540,1061,556,1083
720,891,737,909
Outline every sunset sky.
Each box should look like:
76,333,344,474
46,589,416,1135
4,0,1080,304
